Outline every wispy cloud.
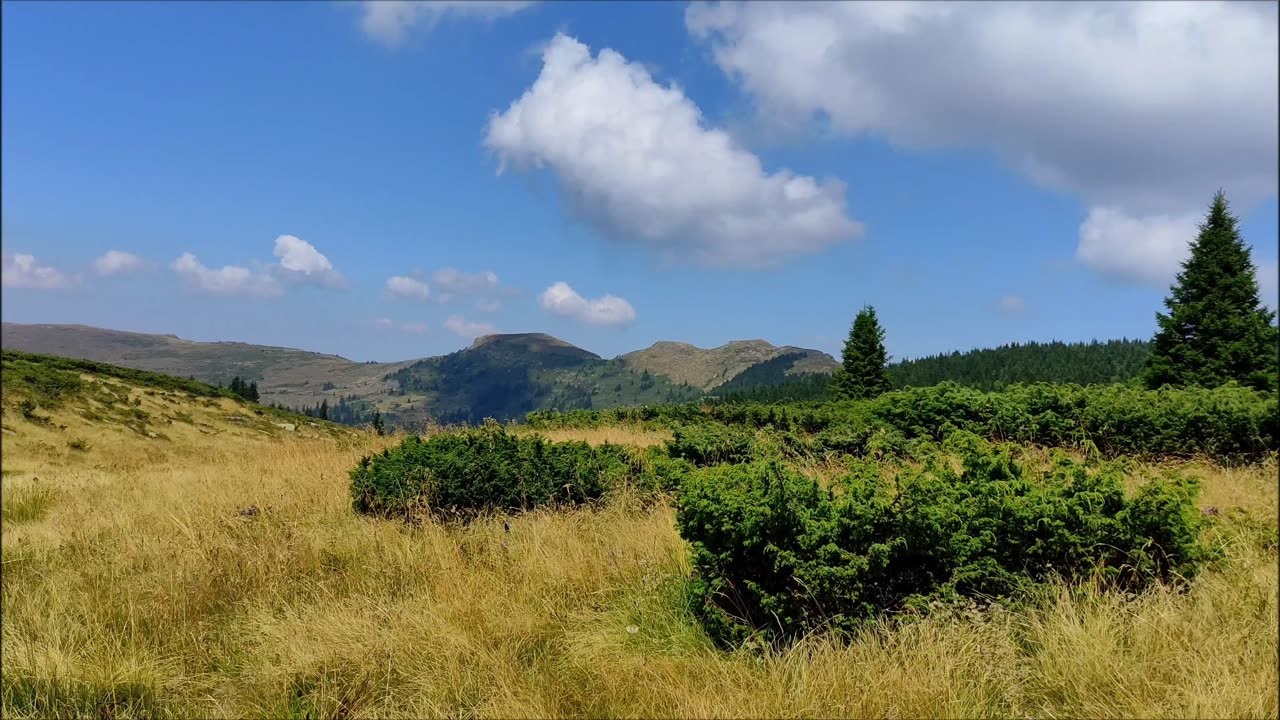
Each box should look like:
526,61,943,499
993,294,1028,316
171,253,282,297
93,250,147,277
385,275,431,302
2,253,72,289
399,322,430,335
444,314,498,339
360,0,536,47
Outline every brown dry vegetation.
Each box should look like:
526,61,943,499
2,380,1277,719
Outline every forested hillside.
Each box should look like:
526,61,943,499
889,338,1152,390
710,339,1153,403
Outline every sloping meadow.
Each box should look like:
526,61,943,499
351,382,1276,649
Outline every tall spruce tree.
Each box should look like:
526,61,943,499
832,305,891,400
1144,191,1278,391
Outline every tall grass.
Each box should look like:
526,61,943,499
2,401,1276,718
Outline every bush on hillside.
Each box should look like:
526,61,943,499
350,422,691,520
533,382,1276,463
676,435,1208,647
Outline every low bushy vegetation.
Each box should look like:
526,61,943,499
350,421,691,519
677,434,1209,647
529,381,1277,463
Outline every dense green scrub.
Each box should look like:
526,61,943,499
528,382,1277,463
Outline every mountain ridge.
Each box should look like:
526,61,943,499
1,322,836,426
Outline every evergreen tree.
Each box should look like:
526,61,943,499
319,399,329,421
832,305,891,400
247,381,259,403
229,376,244,397
372,409,385,436
1144,191,1278,391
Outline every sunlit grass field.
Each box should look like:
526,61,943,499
2,379,1276,718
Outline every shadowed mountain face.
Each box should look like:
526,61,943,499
1,323,836,426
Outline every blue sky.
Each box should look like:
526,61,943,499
3,1,1277,363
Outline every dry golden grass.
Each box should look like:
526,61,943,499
2,390,1277,719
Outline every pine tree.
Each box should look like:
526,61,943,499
372,409,385,436
832,305,891,400
229,376,244,397
319,399,329,421
1144,191,1278,391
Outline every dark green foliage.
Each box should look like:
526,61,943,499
349,422,691,520
676,440,1208,647
831,306,891,401
666,424,760,466
1144,191,1279,391
532,382,1276,464
712,339,1158,403
372,409,385,436
890,339,1153,391
227,376,260,403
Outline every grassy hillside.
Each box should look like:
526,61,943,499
0,322,405,412
620,340,837,391
2,324,814,427
2,368,1274,717
0,350,354,449
383,334,703,425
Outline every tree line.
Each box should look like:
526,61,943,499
727,191,1276,404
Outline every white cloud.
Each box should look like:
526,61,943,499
485,33,861,268
400,322,430,335
273,235,346,288
475,298,503,313
93,250,146,277
360,0,535,47
687,1,1278,280
373,317,394,329
539,280,636,327
1076,208,1200,286
1,253,72,290
993,294,1028,316
444,314,498,339
385,275,431,302
433,267,500,295
171,253,281,297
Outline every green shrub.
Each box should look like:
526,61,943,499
350,422,689,520
529,382,1276,464
676,438,1208,647
666,424,758,466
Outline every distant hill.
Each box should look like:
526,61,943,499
4,322,1151,422
380,333,704,424
0,323,404,411
621,340,837,391
0,349,348,441
1,323,826,426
